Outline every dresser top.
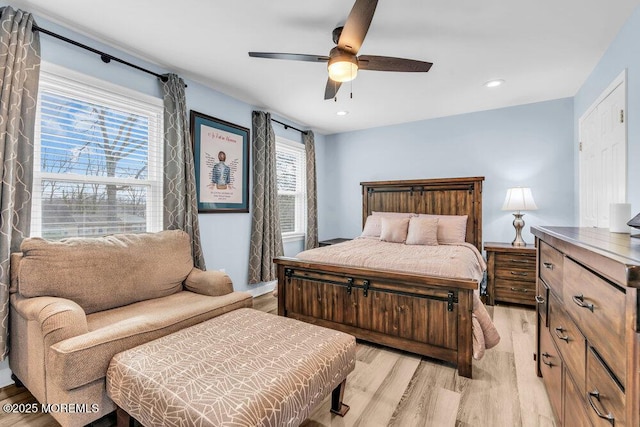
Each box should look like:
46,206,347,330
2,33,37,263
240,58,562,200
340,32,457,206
531,226,640,288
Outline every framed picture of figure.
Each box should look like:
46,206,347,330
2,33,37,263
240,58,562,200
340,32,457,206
190,110,250,213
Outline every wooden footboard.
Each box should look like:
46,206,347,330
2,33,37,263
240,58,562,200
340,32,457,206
275,257,477,378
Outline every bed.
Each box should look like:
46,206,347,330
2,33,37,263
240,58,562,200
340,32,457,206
274,177,494,378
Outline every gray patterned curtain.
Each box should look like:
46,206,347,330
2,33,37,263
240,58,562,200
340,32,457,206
0,6,40,359
304,131,318,250
161,73,206,270
248,111,283,283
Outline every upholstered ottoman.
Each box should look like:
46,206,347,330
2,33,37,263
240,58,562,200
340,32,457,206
106,308,356,426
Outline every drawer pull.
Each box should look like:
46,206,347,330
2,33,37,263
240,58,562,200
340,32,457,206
509,258,531,264
543,262,554,270
535,295,545,304
554,327,569,342
541,352,554,367
510,287,530,293
572,294,594,312
510,271,529,277
587,389,615,424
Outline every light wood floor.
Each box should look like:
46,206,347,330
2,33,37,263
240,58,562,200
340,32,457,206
0,294,555,427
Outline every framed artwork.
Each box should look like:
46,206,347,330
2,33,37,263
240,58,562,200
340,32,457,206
190,110,250,213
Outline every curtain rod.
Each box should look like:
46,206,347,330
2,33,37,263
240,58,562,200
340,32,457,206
271,118,308,135
32,24,180,84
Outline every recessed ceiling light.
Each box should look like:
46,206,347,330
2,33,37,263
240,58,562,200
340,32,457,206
484,79,505,88
337,110,349,116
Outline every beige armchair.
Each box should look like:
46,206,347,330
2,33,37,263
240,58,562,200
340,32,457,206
9,230,252,427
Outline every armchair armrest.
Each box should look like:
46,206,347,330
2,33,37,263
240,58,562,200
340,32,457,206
184,268,234,296
10,294,89,349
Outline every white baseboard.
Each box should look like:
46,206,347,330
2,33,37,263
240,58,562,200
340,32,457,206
246,280,277,297
0,359,13,388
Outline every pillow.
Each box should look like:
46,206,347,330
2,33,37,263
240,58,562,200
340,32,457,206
418,214,468,244
405,217,439,245
361,215,382,238
380,217,410,243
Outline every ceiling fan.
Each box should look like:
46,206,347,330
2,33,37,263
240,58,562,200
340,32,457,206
248,0,433,100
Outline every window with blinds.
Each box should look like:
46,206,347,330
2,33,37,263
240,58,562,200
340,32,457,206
276,138,306,239
31,65,164,239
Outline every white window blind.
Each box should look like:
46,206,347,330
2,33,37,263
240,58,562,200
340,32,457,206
31,64,164,239
276,138,306,239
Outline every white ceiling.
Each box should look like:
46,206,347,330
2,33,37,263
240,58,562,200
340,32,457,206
9,0,640,135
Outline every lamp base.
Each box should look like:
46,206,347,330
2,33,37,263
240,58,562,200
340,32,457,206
511,213,527,247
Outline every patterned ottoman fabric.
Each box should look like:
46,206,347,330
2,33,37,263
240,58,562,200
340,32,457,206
106,308,356,427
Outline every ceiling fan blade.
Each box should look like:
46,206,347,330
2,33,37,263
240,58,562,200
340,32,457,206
358,55,433,72
338,0,378,55
248,52,329,62
324,78,342,100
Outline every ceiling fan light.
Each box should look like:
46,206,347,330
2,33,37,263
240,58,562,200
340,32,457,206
328,56,358,82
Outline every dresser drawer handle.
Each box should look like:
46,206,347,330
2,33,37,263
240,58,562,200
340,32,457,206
535,295,545,304
541,352,554,367
554,327,569,342
542,262,554,270
572,294,594,312
510,287,530,293
509,258,530,264
510,271,529,277
587,389,615,424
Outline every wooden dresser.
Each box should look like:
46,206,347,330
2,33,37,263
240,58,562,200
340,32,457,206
484,242,537,306
531,226,639,427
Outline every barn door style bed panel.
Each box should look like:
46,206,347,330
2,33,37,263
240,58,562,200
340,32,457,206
275,177,485,378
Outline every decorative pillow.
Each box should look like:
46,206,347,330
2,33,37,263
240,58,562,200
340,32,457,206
361,215,382,238
380,217,410,243
418,214,468,244
405,217,439,245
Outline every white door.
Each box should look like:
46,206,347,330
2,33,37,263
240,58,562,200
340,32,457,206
579,73,627,228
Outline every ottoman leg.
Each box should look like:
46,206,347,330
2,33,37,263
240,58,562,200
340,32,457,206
116,406,134,427
330,379,350,417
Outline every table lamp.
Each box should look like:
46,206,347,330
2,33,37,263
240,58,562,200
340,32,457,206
502,187,538,246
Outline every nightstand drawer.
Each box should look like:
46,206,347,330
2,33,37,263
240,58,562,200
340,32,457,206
495,279,536,303
495,266,536,283
495,252,536,270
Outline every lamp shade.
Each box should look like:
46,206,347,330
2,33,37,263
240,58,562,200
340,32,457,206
502,187,538,212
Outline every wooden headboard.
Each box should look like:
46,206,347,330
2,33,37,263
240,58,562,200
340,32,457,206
361,177,484,251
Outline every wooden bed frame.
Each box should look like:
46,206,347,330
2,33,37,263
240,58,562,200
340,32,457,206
274,176,484,378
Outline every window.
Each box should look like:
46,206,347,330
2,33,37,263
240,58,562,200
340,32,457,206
276,138,306,241
31,64,164,239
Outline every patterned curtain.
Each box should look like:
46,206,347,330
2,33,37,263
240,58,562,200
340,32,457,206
304,131,318,250
0,6,40,359
160,73,206,270
248,111,283,283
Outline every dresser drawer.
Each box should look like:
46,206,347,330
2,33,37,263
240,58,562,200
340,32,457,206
563,258,626,387
536,279,550,327
586,347,626,427
565,370,594,427
549,293,586,396
539,324,563,423
540,241,564,295
495,279,536,305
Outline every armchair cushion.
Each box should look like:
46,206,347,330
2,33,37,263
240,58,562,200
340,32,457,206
17,230,193,314
184,268,234,296
48,290,253,390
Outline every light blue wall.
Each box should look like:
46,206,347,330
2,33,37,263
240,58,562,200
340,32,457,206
24,11,319,294
319,98,576,245
574,6,640,219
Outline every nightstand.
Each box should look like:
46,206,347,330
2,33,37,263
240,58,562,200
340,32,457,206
484,242,536,306
318,238,352,247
